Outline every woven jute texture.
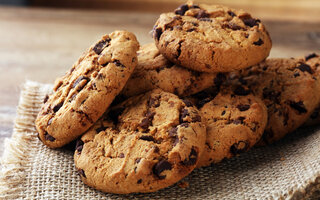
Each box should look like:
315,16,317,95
0,81,319,200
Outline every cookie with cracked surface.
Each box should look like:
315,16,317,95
74,89,206,194
153,2,271,72
121,43,221,97
227,56,320,145
189,88,267,167
35,30,139,148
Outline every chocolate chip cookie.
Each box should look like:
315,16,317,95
121,43,220,97
227,56,320,145
153,2,272,72
188,87,267,167
35,31,139,148
74,89,206,194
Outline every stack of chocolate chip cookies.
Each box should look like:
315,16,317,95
35,2,320,194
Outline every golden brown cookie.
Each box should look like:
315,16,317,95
153,2,271,72
35,31,139,148
74,89,206,194
227,56,320,145
121,43,220,97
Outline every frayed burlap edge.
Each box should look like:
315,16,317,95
0,81,52,199
0,81,319,199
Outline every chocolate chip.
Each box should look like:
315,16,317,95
149,97,160,108
75,139,84,154
139,135,155,142
228,11,236,17
182,147,198,166
169,127,178,137
47,118,53,125
234,86,250,96
44,132,55,142
179,109,189,123
233,116,245,125
137,179,142,184
199,18,212,22
108,107,125,124
230,141,249,155
93,38,110,55
294,72,300,77
222,22,242,30
241,17,260,27
152,159,172,179
139,112,156,130
237,104,250,111
183,99,193,107
297,63,313,74
196,10,210,19
153,146,160,153
289,101,307,114
190,4,200,9
53,102,63,113
96,126,107,133
173,137,179,146
192,115,201,122
113,60,125,68
305,53,318,61
174,4,189,15
43,95,49,104
73,76,90,89
154,27,163,41
221,110,226,115
119,153,124,158
253,39,264,46
77,169,86,178
186,28,196,32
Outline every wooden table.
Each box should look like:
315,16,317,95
0,5,319,156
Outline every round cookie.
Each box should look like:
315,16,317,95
227,56,320,145
189,88,267,167
74,89,206,194
121,43,220,97
153,2,271,72
35,31,139,148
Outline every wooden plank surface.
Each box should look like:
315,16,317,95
0,5,319,155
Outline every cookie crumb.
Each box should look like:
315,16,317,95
178,181,189,188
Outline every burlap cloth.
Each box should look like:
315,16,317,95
0,81,319,200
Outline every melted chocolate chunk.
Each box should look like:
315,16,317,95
75,139,84,154
113,60,125,68
152,159,172,179
73,76,90,89
44,132,55,142
221,110,226,115
53,102,63,113
179,108,189,123
154,27,163,41
241,17,260,27
139,135,155,142
237,104,250,111
289,101,307,114
139,112,156,130
182,147,198,165
305,53,317,61
297,63,313,74
137,179,142,184
77,169,86,178
230,141,249,155
180,123,189,128
253,39,264,46
43,95,49,104
234,86,250,96
197,10,210,19
174,4,189,16
232,116,245,125
190,4,200,9
93,38,110,55
294,72,300,77
223,22,242,30
228,11,236,17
